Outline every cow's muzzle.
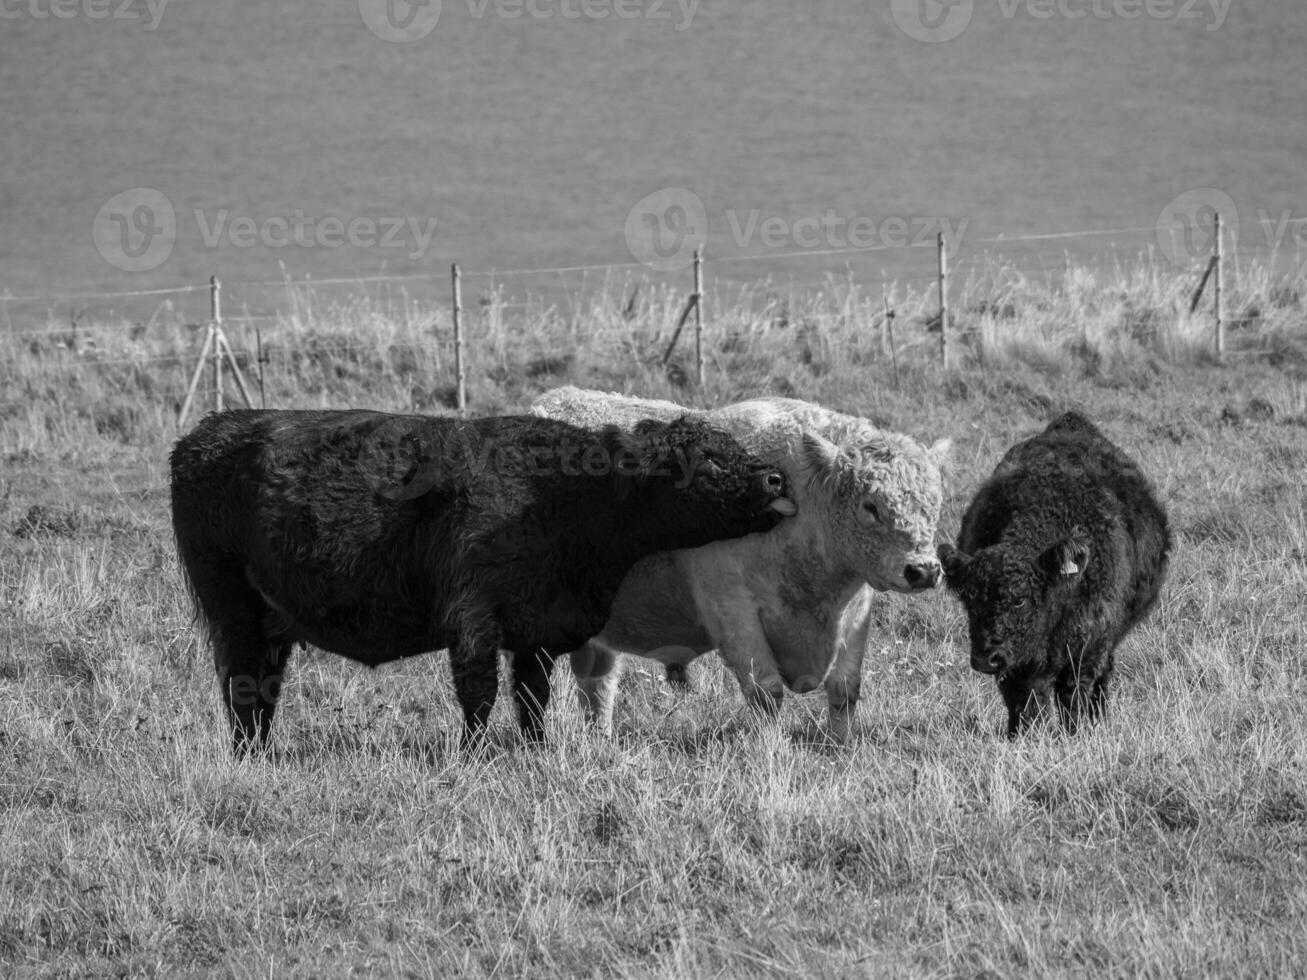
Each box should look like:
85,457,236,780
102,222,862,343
762,470,797,517
903,560,940,590
971,651,1006,674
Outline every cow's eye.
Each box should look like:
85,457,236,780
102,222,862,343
862,500,881,523
1013,597,1029,610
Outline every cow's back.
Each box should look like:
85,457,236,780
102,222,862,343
530,386,685,430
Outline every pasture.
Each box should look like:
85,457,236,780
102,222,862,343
1,261,1306,977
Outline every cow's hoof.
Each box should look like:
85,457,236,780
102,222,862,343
665,663,692,690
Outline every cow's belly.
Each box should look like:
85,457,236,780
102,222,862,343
500,589,617,657
249,566,443,665
278,618,438,664
594,553,715,656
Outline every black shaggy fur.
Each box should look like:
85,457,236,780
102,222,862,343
170,409,790,753
938,412,1170,736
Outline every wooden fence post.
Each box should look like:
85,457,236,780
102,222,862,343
452,263,466,415
693,248,704,386
211,276,223,411
937,232,950,369
1214,212,1224,359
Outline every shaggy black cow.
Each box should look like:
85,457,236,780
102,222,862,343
938,412,1170,735
170,409,793,752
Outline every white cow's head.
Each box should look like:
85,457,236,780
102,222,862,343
799,427,950,593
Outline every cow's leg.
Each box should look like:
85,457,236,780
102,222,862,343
186,556,285,755
1056,673,1104,734
718,647,784,717
716,615,785,717
823,598,872,741
448,621,502,747
228,641,293,754
1087,651,1115,724
1057,644,1110,734
512,649,557,743
221,629,289,756
570,640,621,735
664,662,692,691
1089,668,1111,722
998,676,1031,737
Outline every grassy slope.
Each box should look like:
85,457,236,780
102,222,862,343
1,261,1306,978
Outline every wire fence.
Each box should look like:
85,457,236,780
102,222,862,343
2,216,1299,419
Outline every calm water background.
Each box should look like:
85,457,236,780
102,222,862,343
1,0,1304,321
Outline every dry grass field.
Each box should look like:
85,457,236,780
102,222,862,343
1,260,1306,978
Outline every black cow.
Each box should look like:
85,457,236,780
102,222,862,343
938,412,1170,735
169,409,794,753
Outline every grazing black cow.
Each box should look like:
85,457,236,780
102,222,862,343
169,409,794,753
938,412,1170,735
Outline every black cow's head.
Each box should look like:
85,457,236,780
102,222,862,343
938,534,1089,677
614,416,795,539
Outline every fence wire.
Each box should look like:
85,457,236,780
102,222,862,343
0,218,1279,404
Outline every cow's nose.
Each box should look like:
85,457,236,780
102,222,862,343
904,562,940,590
765,471,785,494
971,652,1006,674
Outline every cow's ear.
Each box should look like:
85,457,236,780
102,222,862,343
801,431,842,479
937,543,971,590
928,437,952,470
1043,535,1090,579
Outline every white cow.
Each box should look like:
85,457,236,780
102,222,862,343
532,387,949,738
